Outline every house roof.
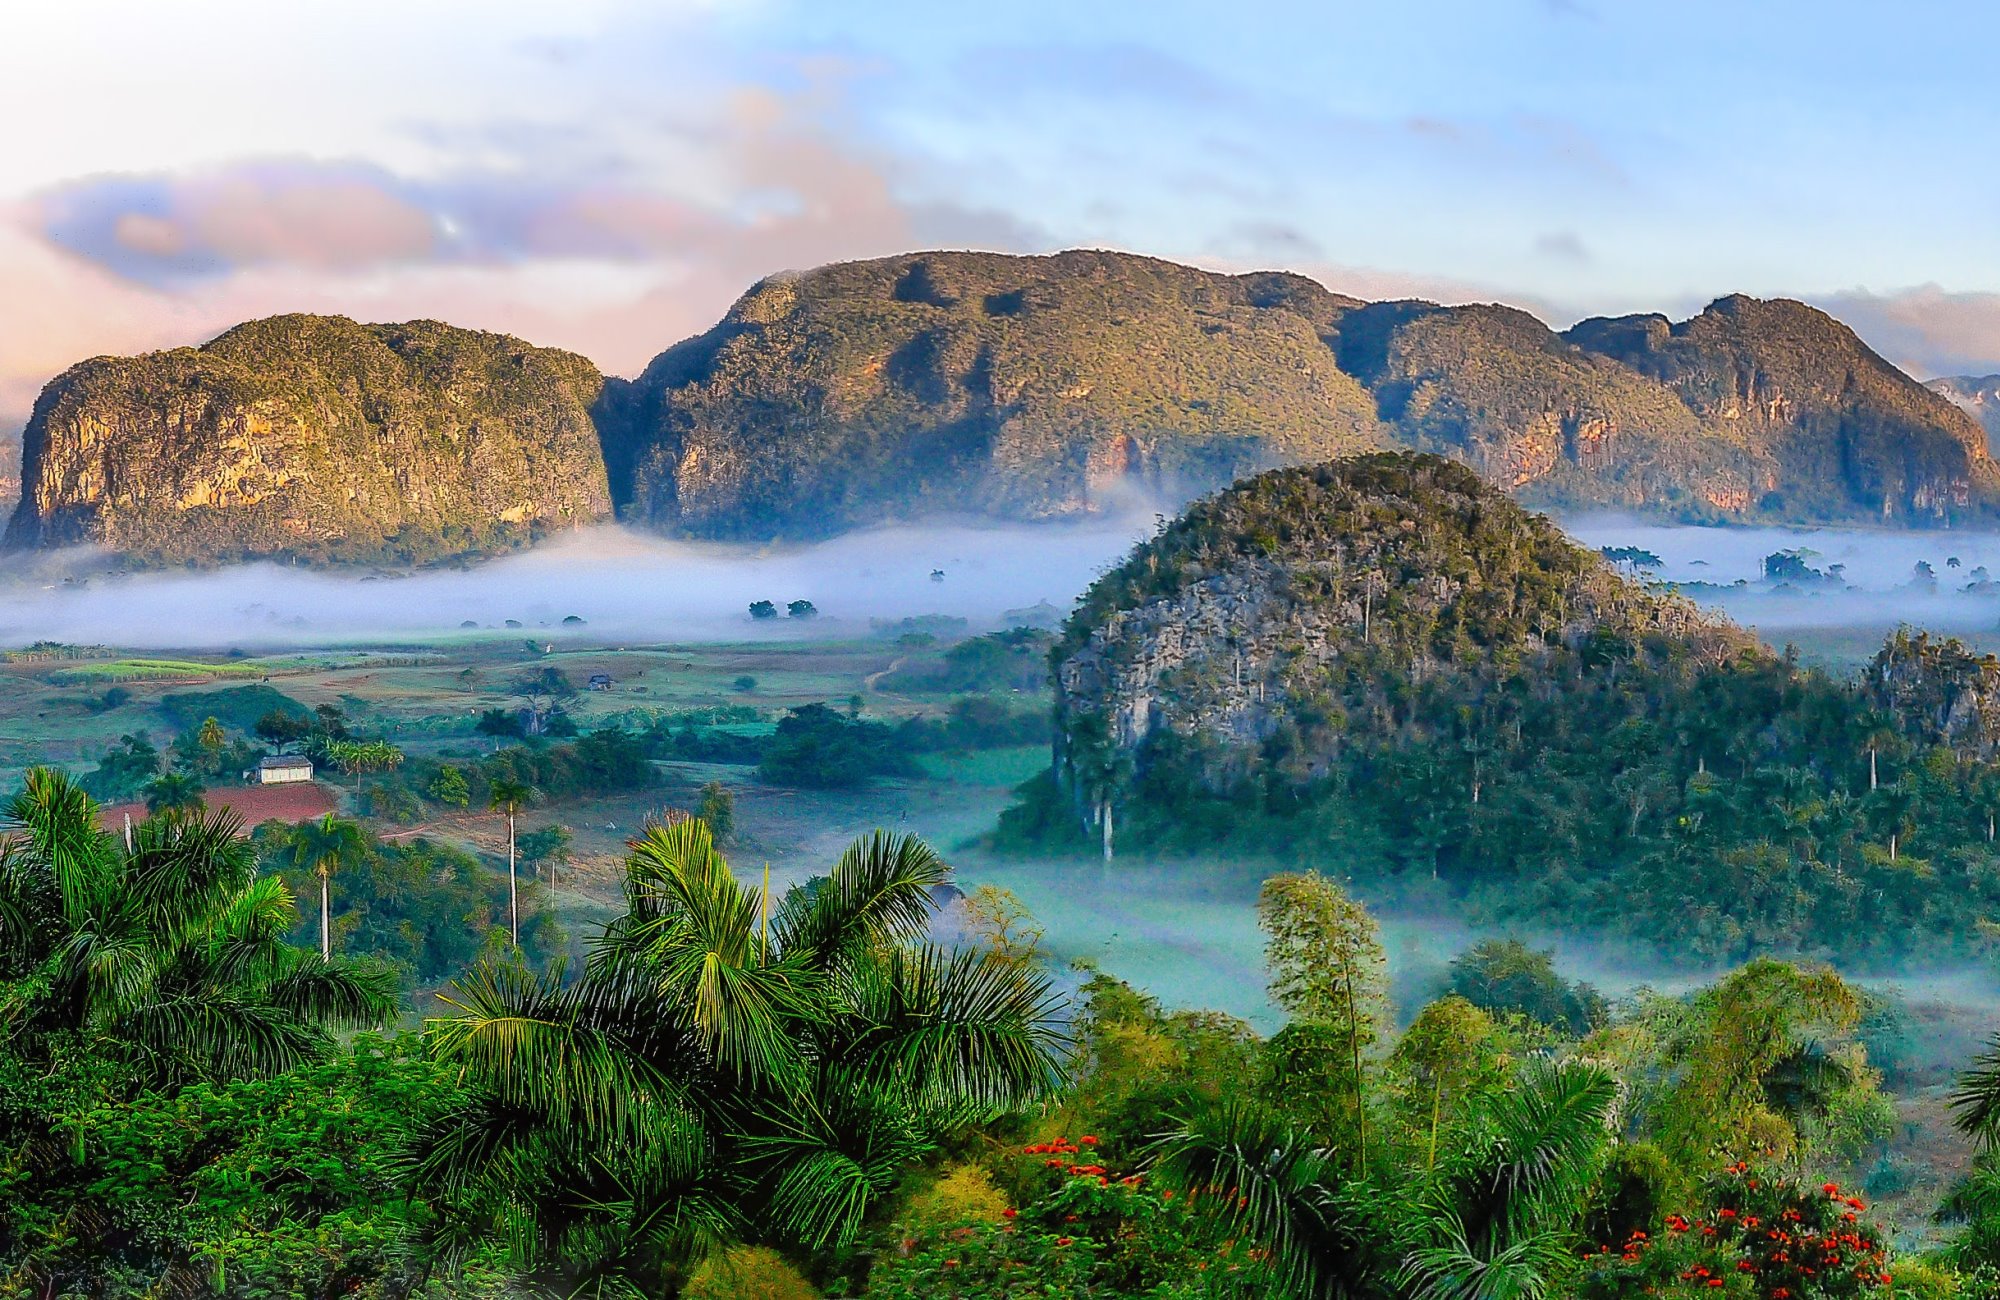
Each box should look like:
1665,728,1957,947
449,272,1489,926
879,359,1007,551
259,754,313,769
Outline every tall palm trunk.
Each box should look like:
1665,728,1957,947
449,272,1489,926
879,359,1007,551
320,866,331,960
508,810,519,946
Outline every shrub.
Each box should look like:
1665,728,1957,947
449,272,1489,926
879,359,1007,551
683,1246,818,1300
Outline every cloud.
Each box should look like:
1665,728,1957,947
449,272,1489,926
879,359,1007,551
1813,284,2000,379
1534,231,1591,264
0,76,1051,430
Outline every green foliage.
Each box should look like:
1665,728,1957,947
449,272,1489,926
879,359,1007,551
409,824,1064,1295
1037,453,2000,964
159,683,310,734
697,779,735,842
759,702,920,788
79,731,161,800
1448,939,1607,1036
5,1034,502,1298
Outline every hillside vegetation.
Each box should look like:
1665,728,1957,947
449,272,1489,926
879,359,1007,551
1024,452,2000,964
8,251,1997,564
4,314,613,564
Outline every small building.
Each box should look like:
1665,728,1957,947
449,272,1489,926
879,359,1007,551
587,673,614,691
257,755,314,785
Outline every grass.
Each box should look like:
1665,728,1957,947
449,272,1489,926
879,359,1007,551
48,658,269,685
915,746,1048,787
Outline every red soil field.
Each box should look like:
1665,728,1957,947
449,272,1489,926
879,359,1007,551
97,781,337,834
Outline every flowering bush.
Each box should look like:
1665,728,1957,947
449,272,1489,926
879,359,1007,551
1579,1164,1891,1299
862,1137,1272,1298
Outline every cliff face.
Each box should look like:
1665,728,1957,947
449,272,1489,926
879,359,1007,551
1565,296,1998,522
613,254,2000,536
1050,453,1750,841
615,250,1389,538
10,252,1998,566
4,315,614,565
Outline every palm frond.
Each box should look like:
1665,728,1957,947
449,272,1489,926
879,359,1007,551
4,768,113,926
1150,1096,1365,1299
1400,1221,1580,1300
771,831,946,967
839,944,1066,1113
1954,1034,2000,1146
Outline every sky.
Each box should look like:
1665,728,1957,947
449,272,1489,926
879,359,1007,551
5,0,2000,458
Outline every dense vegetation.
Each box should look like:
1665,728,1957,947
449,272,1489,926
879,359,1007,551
15,775,2000,1298
5,314,613,564
1027,453,2000,964
13,252,1996,567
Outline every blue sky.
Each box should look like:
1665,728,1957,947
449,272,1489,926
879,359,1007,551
2,0,1997,438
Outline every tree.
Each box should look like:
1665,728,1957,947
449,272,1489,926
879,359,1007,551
327,740,404,796
749,600,778,620
697,780,735,842
1258,871,1387,1168
427,764,470,809
476,708,526,744
0,768,393,1084
787,599,818,619
410,825,1062,1295
196,716,227,756
518,824,573,908
488,777,534,946
277,815,369,961
960,884,1045,967
1389,995,1508,1169
143,770,206,815
80,732,161,801
1448,938,1606,1036
254,708,311,748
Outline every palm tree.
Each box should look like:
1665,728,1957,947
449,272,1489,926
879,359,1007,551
410,822,1063,1295
277,814,368,961
0,768,394,1085
487,777,533,945
1151,1059,1618,1300
143,770,206,815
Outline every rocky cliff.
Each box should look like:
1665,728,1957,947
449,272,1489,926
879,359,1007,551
4,315,614,565
10,251,1998,565
610,250,1387,538
611,253,2000,536
1047,453,1749,857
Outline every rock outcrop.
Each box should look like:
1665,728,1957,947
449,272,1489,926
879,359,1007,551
4,315,614,564
1048,453,1751,854
9,251,1999,566
1927,374,2000,452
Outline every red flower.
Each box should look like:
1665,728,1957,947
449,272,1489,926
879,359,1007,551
1056,1236,1074,1247
1002,1208,1018,1219
1823,1182,1841,1196
1080,1135,1100,1145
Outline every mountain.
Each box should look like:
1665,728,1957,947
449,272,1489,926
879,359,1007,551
613,253,1997,536
3,315,614,565
9,250,1997,565
1019,451,2000,963
607,250,1386,538
1927,374,2000,450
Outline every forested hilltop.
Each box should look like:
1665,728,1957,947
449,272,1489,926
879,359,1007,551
3,315,614,565
1019,452,2000,965
8,250,1997,564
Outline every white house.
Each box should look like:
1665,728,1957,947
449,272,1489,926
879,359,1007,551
257,755,314,785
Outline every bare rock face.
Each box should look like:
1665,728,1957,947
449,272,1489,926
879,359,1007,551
4,315,614,565
614,253,2000,538
1564,296,1997,522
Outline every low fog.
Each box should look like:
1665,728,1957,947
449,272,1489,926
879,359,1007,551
0,516,1154,650
1565,514,2000,639
3,512,1995,653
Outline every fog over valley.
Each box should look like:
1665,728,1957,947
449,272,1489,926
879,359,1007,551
0,515,1153,649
